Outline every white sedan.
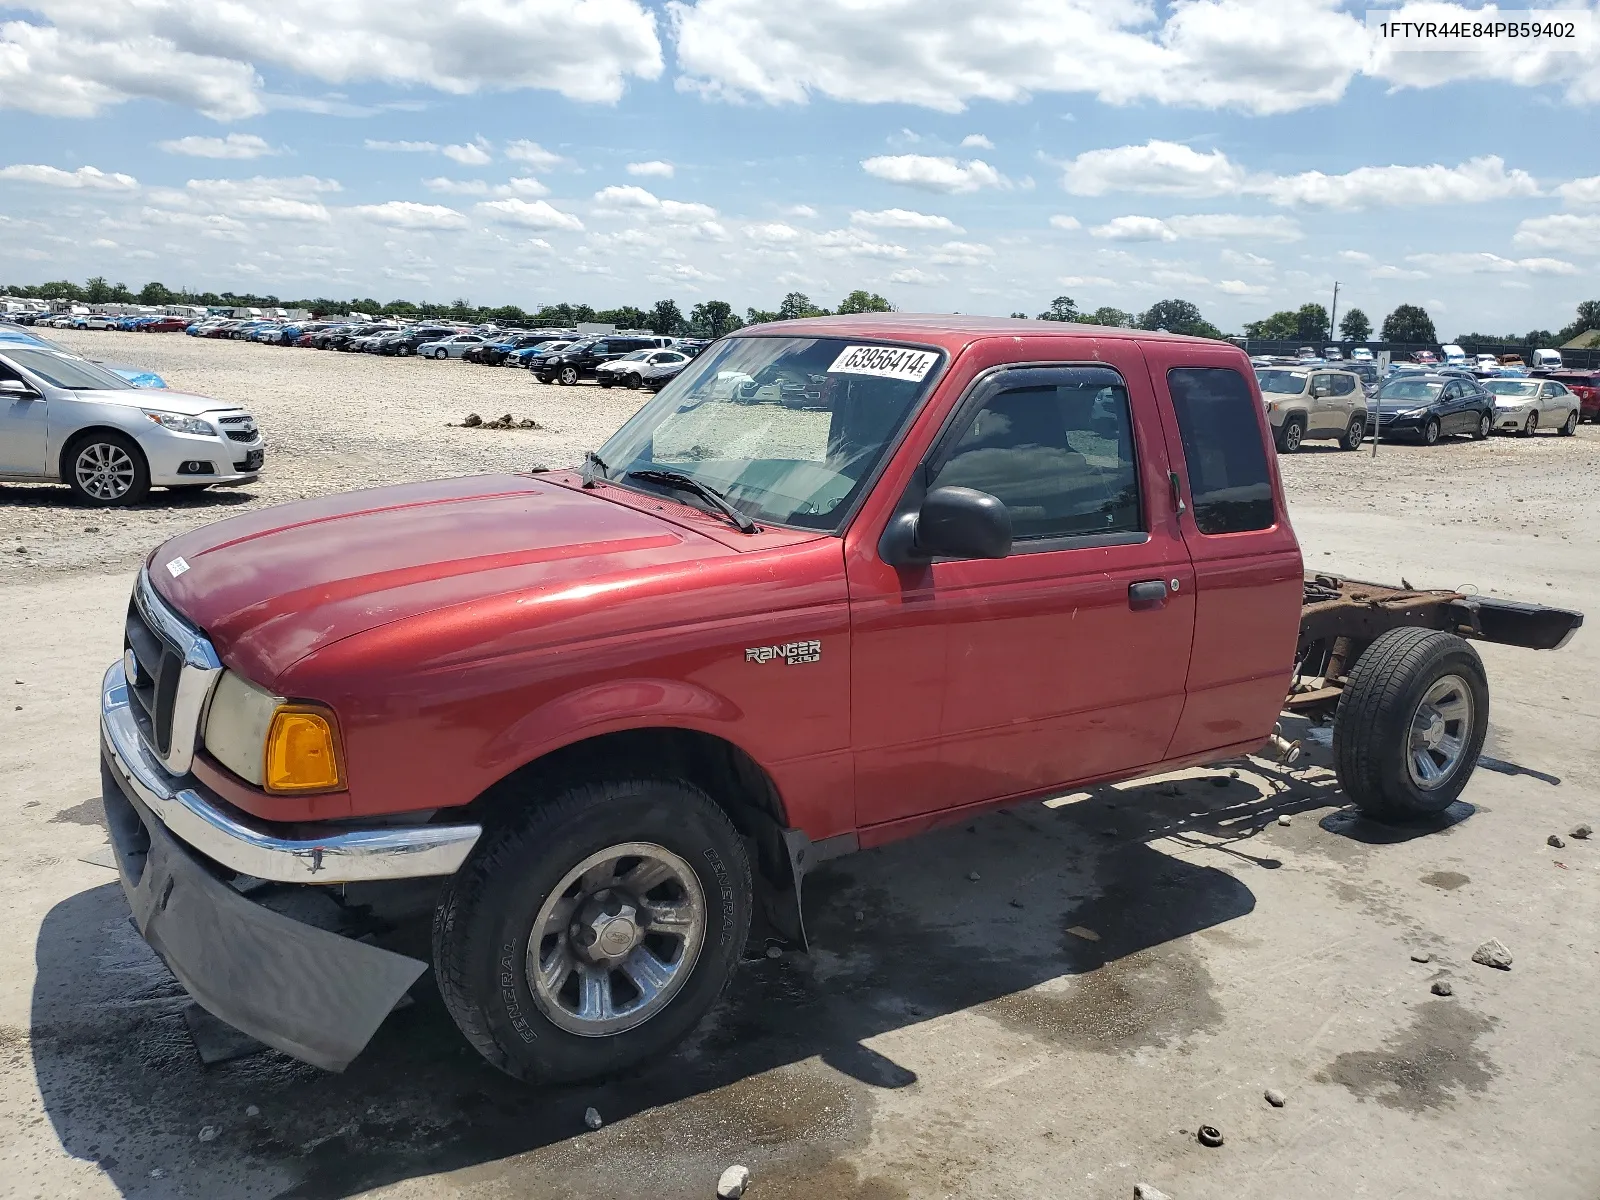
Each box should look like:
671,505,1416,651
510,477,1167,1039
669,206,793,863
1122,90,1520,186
416,333,486,360
1485,378,1581,436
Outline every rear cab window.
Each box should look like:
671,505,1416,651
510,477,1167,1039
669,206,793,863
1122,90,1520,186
1165,367,1276,535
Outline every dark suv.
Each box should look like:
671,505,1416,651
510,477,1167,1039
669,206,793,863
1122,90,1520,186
535,335,675,385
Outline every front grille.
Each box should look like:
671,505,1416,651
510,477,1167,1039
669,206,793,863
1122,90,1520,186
226,430,255,443
122,571,223,774
125,600,182,757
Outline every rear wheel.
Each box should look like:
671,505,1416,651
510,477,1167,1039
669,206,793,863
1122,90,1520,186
64,432,150,507
1473,412,1491,440
432,777,752,1084
1341,416,1365,451
1559,410,1577,436
1333,629,1489,822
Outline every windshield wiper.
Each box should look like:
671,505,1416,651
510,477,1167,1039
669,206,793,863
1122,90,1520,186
623,469,759,534
581,450,609,487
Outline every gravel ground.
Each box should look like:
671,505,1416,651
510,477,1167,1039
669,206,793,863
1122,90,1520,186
4,328,1597,579
0,328,653,574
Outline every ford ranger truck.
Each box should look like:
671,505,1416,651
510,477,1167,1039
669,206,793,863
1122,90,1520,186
100,315,1582,1081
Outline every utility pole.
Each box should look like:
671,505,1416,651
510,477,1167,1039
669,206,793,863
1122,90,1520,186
1329,280,1340,345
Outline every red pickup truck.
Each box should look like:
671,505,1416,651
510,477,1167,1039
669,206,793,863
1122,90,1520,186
100,315,1581,1083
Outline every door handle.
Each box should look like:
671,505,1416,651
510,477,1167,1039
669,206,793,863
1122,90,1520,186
1129,580,1168,606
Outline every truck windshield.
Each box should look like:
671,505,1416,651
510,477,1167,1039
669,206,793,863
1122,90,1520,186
598,336,944,533
1256,370,1307,394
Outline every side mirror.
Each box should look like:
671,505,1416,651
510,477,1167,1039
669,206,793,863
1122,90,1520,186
0,379,38,398
884,485,1013,564
1310,382,1331,398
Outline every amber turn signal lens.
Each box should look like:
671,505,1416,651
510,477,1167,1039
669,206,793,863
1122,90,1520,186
264,706,344,793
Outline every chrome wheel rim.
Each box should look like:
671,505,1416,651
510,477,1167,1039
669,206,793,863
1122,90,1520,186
75,443,136,500
1407,674,1473,790
1479,415,1490,438
560,367,577,385
525,842,706,1037
1425,421,1439,444
1348,420,1363,447
1283,423,1301,451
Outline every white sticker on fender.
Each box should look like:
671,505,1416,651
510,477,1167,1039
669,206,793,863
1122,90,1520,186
166,556,189,578
826,344,938,382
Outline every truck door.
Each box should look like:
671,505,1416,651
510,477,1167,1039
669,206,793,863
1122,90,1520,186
1141,346,1304,761
846,345,1195,832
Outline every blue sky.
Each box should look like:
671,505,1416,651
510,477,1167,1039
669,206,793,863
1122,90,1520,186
1,0,1597,336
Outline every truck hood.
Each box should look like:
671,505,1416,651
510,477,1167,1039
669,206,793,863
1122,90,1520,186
149,474,730,687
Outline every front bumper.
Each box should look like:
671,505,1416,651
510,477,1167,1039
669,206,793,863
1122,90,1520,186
101,660,483,1069
1495,406,1535,430
1367,413,1427,436
141,428,266,486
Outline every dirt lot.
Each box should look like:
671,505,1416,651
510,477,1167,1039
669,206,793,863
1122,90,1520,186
1,331,1597,1199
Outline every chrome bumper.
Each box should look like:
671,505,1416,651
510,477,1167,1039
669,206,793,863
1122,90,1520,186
101,661,481,885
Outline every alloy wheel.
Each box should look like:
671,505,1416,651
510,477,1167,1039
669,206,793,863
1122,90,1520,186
74,442,136,501
1406,675,1474,790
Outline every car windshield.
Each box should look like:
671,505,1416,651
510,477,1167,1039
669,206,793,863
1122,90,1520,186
4,348,134,390
1377,379,1444,402
598,335,944,533
1256,370,1307,394
615,350,653,362
1485,380,1538,398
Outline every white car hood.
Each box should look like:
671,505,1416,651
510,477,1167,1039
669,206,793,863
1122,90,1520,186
76,388,235,416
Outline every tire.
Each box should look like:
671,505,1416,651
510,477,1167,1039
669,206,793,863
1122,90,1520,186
625,373,643,390
63,431,150,507
434,348,448,360
1473,413,1491,441
1559,411,1577,437
598,376,614,389
1422,417,1440,446
432,777,752,1084
559,367,579,386
1333,628,1489,822
1341,416,1365,451
1275,417,1305,453
1523,411,1538,437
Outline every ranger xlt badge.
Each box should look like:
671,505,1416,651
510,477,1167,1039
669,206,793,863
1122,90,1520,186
745,640,821,665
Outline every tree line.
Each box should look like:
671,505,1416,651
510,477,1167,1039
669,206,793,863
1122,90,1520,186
0,278,892,340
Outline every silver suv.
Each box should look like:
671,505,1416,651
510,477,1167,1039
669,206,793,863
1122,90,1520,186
0,345,263,506
1255,366,1367,452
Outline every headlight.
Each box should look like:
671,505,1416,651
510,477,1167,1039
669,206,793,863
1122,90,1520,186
143,410,215,436
203,670,346,794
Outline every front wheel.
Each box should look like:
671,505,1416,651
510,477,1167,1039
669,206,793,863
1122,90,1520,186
1422,417,1440,446
1341,416,1365,451
597,376,614,389
434,348,449,360
559,367,579,386
432,778,752,1084
1559,411,1577,437
64,432,150,507
1276,418,1305,453
1333,628,1489,822
1523,411,1538,437
625,373,643,390
1473,412,1491,440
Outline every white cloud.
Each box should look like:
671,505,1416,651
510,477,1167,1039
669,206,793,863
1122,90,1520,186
423,177,489,195
1512,212,1600,253
1062,140,1245,197
592,184,716,222
1090,216,1178,243
1556,176,1600,208
1048,215,1081,230
442,138,492,166
1223,249,1273,268
1259,156,1539,210
158,133,277,159
1337,249,1373,263
0,163,137,190
860,155,1008,194
850,207,961,232
626,160,675,178
781,204,817,218
1164,213,1302,242
1217,279,1268,296
366,139,438,152
504,140,568,169
888,267,946,285
235,196,329,221
1057,274,1115,287
670,0,1600,117
812,228,910,259
960,134,993,149
349,200,469,230
476,198,584,231
928,240,994,266
1,1,663,121
745,221,803,243
1405,252,1579,276
1370,264,1429,280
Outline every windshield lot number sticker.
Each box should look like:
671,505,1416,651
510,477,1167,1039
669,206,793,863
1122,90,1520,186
746,640,821,666
827,345,937,382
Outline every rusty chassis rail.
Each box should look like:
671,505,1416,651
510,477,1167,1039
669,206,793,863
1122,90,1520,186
1287,574,1583,721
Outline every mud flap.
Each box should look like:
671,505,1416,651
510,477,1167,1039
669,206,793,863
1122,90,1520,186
103,760,426,1072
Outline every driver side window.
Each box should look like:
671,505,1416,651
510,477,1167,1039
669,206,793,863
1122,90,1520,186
928,371,1142,543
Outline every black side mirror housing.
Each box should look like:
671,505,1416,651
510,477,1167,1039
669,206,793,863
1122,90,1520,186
883,485,1012,564
0,379,37,398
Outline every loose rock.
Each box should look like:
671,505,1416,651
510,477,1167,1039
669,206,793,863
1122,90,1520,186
1472,938,1513,971
1548,834,1565,849
245,1105,260,1118
583,1107,603,1130
716,1164,751,1199
1432,979,1454,996
1410,951,1432,963
83,527,97,533
1134,1186,1173,1200
1277,814,1292,827
461,412,482,427
197,1126,218,1142
967,870,981,882
1008,898,1024,909
1264,1088,1287,1108
765,945,783,959
854,910,865,922
1572,824,1592,840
